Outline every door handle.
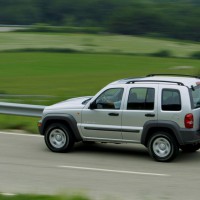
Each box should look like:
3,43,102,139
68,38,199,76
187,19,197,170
108,113,119,116
145,113,155,117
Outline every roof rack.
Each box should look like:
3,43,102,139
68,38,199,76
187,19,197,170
147,74,200,78
126,80,184,86
120,77,144,81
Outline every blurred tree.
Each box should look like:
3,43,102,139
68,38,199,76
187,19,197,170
108,4,165,35
0,0,40,24
0,0,199,41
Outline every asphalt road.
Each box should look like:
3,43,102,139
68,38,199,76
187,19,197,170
0,131,200,200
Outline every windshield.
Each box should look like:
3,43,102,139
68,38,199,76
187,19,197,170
191,86,200,108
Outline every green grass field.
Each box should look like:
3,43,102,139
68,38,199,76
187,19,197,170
1,52,199,101
0,32,200,57
0,32,200,133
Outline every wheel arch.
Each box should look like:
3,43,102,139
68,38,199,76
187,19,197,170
40,114,82,142
141,120,183,147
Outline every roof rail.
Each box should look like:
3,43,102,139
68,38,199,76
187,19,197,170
147,74,200,78
126,80,184,86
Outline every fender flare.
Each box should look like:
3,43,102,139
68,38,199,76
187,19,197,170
39,114,82,141
141,120,184,146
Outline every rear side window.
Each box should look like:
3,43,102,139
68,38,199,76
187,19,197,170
127,88,155,110
190,86,200,109
162,89,181,111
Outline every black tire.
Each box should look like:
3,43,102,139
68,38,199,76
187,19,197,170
180,144,200,153
147,132,179,162
44,123,74,152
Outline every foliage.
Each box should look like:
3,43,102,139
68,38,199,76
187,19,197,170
0,0,199,41
18,24,104,34
190,51,200,59
151,50,173,58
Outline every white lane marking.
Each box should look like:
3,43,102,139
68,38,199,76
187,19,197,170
58,165,170,177
0,131,43,137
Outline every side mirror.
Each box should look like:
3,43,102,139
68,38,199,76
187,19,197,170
89,101,97,109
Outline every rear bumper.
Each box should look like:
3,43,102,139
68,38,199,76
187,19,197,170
180,129,200,145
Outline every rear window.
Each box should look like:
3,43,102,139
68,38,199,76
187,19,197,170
191,86,200,108
162,89,181,111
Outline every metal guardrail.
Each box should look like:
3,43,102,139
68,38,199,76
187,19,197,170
0,102,45,117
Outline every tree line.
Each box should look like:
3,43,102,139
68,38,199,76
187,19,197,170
0,0,199,41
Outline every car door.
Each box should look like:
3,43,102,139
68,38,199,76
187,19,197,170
122,84,158,142
80,87,124,141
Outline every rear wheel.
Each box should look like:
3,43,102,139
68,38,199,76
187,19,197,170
147,132,179,162
180,144,200,153
44,123,74,152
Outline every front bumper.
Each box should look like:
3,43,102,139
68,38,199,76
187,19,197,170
37,120,43,135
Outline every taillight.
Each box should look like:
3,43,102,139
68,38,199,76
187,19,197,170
184,113,193,128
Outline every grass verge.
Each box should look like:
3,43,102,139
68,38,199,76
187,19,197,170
0,194,90,200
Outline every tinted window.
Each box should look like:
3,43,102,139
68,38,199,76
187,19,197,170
162,89,181,111
127,88,155,110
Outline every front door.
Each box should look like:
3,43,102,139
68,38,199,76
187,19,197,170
81,88,124,141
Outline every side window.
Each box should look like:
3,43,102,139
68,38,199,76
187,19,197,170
162,89,181,111
190,86,200,108
127,88,155,110
95,88,124,110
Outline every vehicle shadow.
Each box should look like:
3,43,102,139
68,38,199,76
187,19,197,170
175,150,200,163
72,142,200,163
42,142,200,163
72,142,150,160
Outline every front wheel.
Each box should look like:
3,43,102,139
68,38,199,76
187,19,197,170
44,123,74,152
147,132,179,162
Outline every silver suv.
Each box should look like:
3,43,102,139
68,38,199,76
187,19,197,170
38,74,200,162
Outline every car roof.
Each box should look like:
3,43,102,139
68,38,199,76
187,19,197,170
109,74,200,88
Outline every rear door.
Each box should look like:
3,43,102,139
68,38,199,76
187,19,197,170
122,84,158,142
157,85,187,128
